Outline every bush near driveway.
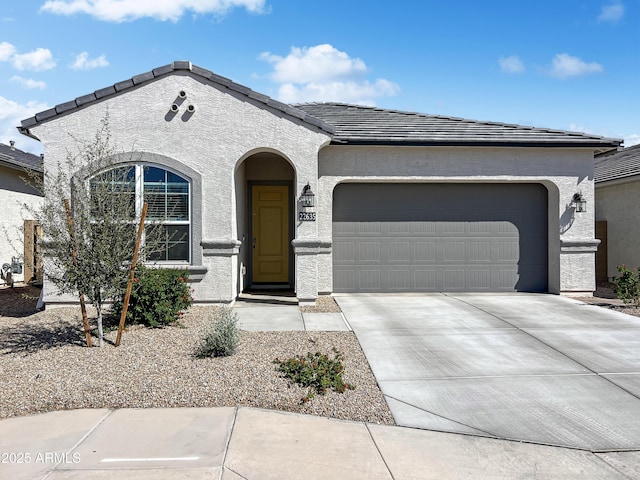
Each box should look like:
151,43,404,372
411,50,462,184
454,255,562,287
273,348,354,403
615,265,640,307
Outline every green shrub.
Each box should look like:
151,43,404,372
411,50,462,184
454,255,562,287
195,307,240,358
273,348,354,403
112,266,192,327
615,265,640,306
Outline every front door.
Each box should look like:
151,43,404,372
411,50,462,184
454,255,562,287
251,185,290,284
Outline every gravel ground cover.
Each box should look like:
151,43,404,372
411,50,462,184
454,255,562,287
0,289,393,424
3,283,638,423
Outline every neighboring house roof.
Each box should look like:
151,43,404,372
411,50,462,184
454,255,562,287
295,103,621,152
595,144,640,184
0,142,43,173
19,61,335,137
18,60,621,153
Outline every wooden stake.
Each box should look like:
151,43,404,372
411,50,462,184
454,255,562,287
64,199,92,348
115,203,148,347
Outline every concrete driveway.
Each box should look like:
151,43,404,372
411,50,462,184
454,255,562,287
336,293,640,451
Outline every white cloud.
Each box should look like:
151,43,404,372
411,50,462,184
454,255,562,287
71,52,109,70
40,0,267,22
260,44,367,83
548,53,603,79
598,2,625,23
260,44,399,105
0,42,56,71
499,55,525,74
0,96,48,154
10,76,47,90
0,41,17,61
11,48,56,71
623,134,640,147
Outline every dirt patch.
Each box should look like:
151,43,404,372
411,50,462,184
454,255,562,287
0,284,41,318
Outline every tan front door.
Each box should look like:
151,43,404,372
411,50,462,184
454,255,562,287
251,185,289,283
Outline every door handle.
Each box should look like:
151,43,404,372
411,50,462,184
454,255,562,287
252,237,256,249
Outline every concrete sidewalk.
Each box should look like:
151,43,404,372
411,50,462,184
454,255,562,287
1,407,637,480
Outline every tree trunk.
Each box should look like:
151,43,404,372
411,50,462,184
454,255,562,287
96,295,104,347
97,308,104,347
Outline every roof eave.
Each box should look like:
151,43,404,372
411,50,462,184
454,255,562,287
331,138,622,149
0,157,43,174
595,174,640,186
18,126,40,142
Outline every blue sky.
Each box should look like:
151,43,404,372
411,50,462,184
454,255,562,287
1,0,638,154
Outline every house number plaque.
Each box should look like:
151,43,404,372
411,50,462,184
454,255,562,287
298,211,316,221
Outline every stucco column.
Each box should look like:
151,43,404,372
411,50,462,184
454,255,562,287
199,238,241,302
292,238,322,305
559,239,600,294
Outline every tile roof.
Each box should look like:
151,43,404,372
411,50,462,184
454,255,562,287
594,144,640,184
18,60,621,153
19,61,335,136
0,143,43,173
294,103,621,152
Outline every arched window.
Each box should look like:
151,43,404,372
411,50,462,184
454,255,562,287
90,164,190,263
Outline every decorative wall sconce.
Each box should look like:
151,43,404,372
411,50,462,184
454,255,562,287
300,183,315,207
572,192,587,213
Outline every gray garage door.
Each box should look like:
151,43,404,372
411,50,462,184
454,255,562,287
332,183,548,292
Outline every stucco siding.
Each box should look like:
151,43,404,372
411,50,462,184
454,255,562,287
596,179,640,279
28,72,330,304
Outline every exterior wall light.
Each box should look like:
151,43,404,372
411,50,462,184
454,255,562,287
301,183,315,208
572,192,587,213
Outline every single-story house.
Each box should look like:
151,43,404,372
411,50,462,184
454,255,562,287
595,144,640,281
0,142,43,284
18,61,621,306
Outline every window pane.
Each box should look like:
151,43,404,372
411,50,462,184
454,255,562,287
143,166,165,183
90,166,135,220
167,171,188,184
167,225,189,261
142,167,189,222
144,192,166,220
167,194,188,221
145,224,189,262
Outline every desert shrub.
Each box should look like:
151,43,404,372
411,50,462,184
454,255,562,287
195,307,240,358
112,266,192,327
615,265,640,306
273,348,354,403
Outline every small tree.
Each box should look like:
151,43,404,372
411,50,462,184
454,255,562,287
23,116,164,346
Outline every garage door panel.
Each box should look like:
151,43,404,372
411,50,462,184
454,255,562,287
333,183,547,293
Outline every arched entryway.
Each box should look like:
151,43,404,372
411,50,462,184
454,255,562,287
235,152,296,292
